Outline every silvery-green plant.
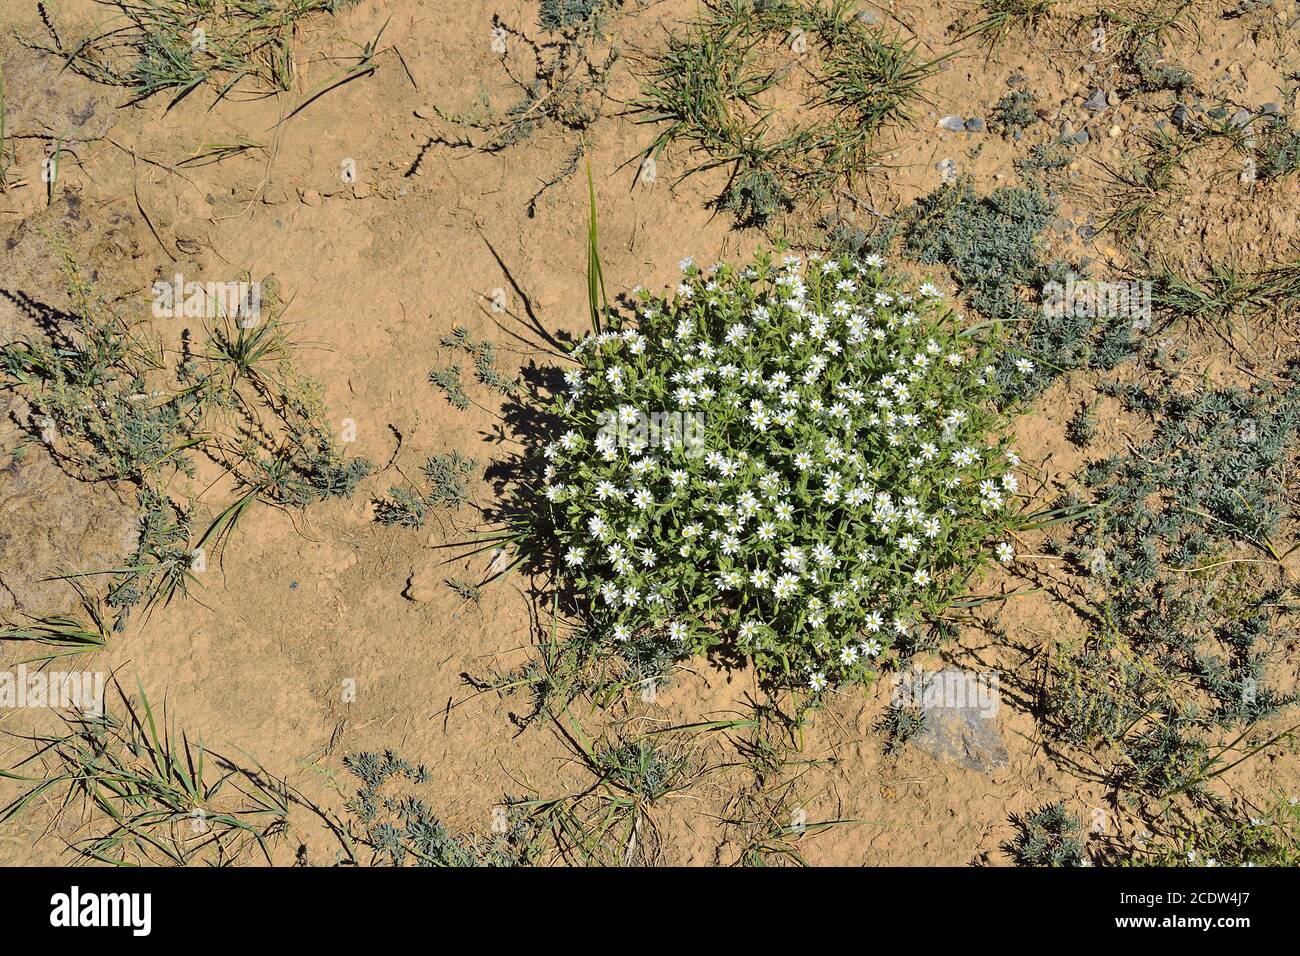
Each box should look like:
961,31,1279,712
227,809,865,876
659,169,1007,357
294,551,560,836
532,251,1029,691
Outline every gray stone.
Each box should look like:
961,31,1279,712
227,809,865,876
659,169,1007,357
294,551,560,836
965,117,986,133
1072,129,1090,145
1083,88,1108,111
902,669,1009,772
939,115,967,132
1172,103,1191,130
1230,108,1252,128
1261,102,1282,116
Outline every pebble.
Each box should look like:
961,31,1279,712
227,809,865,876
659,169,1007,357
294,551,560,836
1108,124,1121,137
1261,102,1282,116
964,117,986,133
939,115,966,132
1171,103,1191,130
1072,129,1090,145
1083,88,1108,111
936,158,957,183
1231,108,1252,128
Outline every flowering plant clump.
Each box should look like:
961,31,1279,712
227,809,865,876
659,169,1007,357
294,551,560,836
537,251,1027,691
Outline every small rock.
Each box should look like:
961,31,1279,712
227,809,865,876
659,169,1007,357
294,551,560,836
1007,72,1027,86
904,670,1009,773
1072,129,1091,145
1107,91,1123,107
936,158,957,183
1171,103,1191,130
1230,108,1252,128
299,188,322,206
1083,88,1108,111
939,115,966,132
1108,124,1122,137
964,117,986,133
1078,222,1098,239
858,9,878,24
1012,129,1024,142
1208,105,1228,119
1060,118,1074,137
1260,101,1282,116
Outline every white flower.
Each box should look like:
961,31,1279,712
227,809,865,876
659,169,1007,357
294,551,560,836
808,672,828,692
995,541,1015,564
668,621,689,643
911,568,931,586
773,573,800,599
564,547,586,567
631,488,653,509
612,623,630,642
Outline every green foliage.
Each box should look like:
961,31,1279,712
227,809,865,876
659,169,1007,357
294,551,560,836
511,251,1026,690
1129,796,1300,867
428,364,470,410
954,0,1057,47
1005,802,1087,866
539,0,613,30
431,328,518,403
864,177,1131,399
989,88,1040,136
874,176,1057,321
44,0,361,101
344,751,538,866
1131,55,1194,94
636,0,942,226
374,452,476,529
877,702,926,753
0,238,370,633
1257,113,1300,181
1048,378,1300,798
0,681,290,865
1065,400,1098,447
